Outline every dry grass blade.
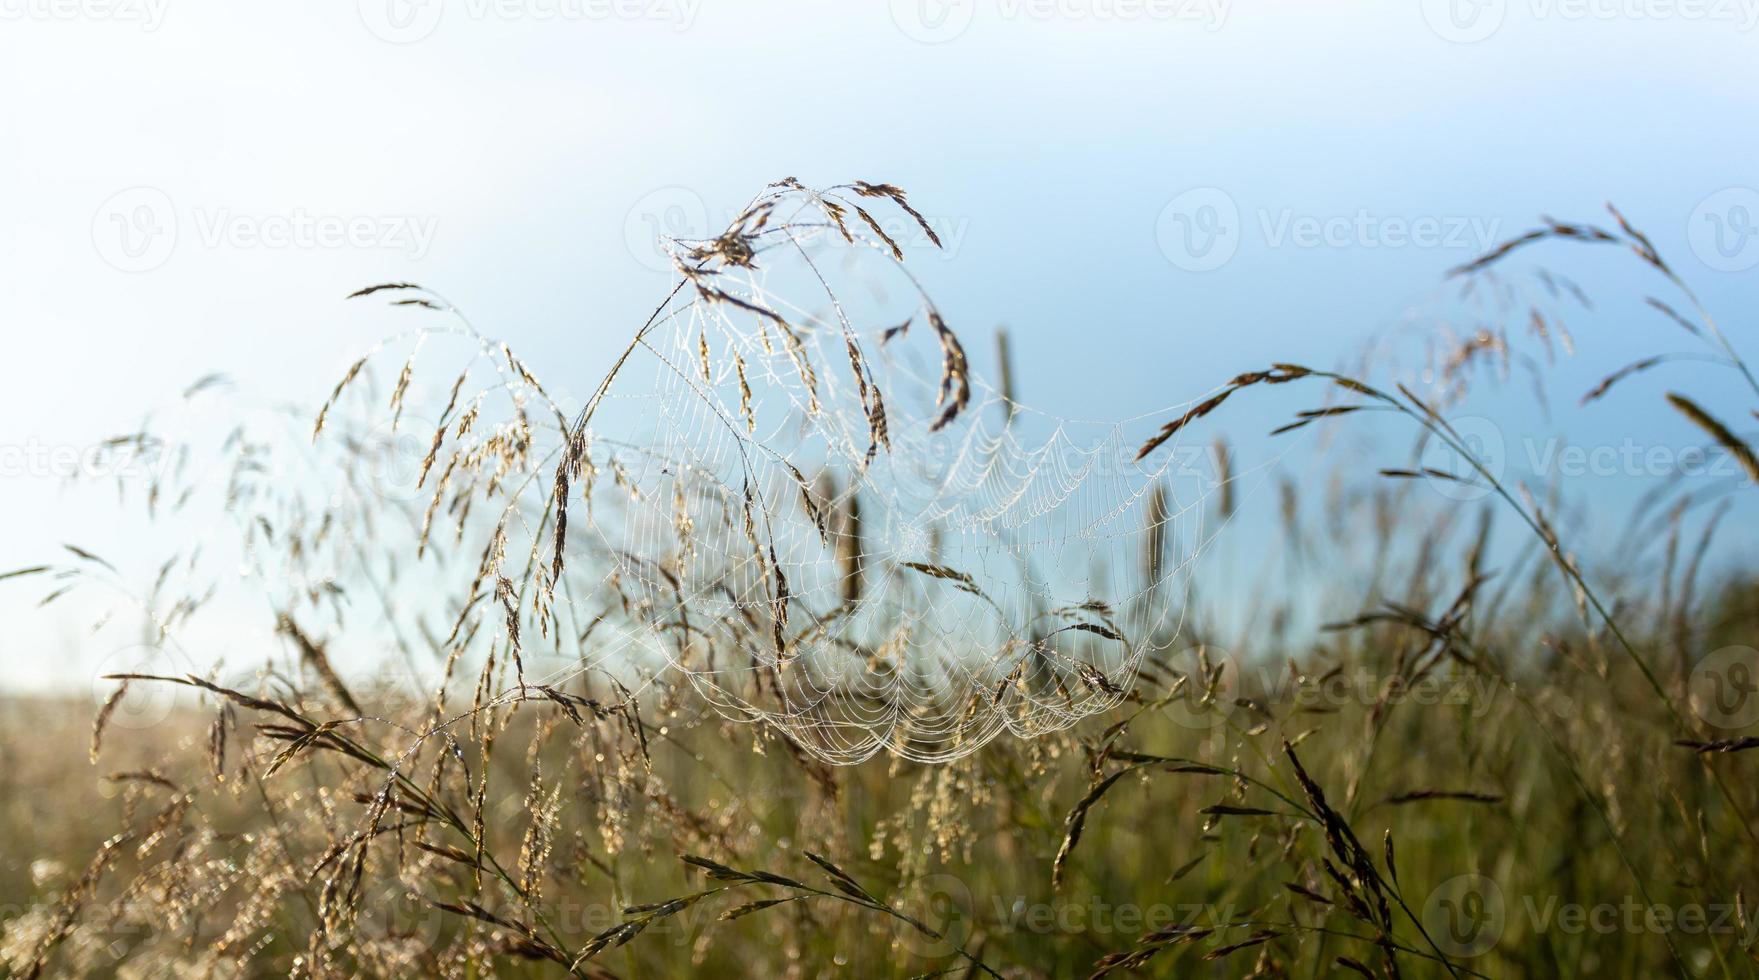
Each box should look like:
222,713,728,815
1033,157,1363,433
1201,804,1283,817
1448,218,1619,277
1646,297,1702,337
1138,365,1311,460
1052,770,1128,888
1136,390,1236,460
720,897,803,920
1379,467,1475,485
928,310,970,432
345,282,424,299
1676,737,1759,754
313,355,367,441
1087,925,1214,978
104,672,310,727
881,316,912,345
1271,404,1370,436
62,544,116,573
1204,930,1280,960
90,679,128,762
278,613,363,716
770,546,790,657
803,850,878,903
901,560,983,596
851,203,904,260
1373,790,1503,808
1666,392,1759,483
1582,356,1665,405
852,181,942,248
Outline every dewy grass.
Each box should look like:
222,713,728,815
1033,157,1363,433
3,183,1757,978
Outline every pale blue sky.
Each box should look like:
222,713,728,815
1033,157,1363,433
3,1,1758,689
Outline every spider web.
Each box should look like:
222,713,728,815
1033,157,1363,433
534,182,1216,764
42,183,1230,769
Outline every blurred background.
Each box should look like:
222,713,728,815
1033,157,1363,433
4,0,1757,690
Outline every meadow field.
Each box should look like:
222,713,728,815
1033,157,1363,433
3,182,1757,979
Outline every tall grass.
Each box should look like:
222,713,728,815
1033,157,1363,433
3,183,1757,978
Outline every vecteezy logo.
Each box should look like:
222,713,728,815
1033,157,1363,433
1689,188,1759,273
92,187,177,273
890,427,962,518
91,644,192,732
624,186,711,273
342,659,431,718
889,0,976,44
1420,0,1506,43
1155,188,1239,273
891,873,974,960
1417,415,1503,502
360,0,445,43
1690,646,1759,730
1422,873,1505,957
362,415,437,503
345,877,446,955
